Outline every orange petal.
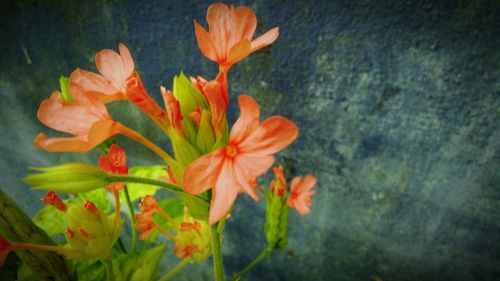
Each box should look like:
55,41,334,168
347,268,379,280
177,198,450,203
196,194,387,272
206,3,230,58
182,150,225,195
194,20,219,62
70,68,119,100
95,48,128,90
230,95,260,144
233,154,275,200
209,160,239,225
227,39,252,66
250,27,279,52
118,43,135,75
87,120,121,147
34,133,91,152
291,175,317,194
203,80,227,136
37,91,110,135
233,6,257,42
239,116,298,156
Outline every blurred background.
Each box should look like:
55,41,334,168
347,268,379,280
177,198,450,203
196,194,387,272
1,0,499,280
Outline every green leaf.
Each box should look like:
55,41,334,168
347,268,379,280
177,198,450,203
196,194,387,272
170,130,201,167
178,193,209,221
122,166,169,202
113,244,166,281
59,76,73,103
32,204,67,237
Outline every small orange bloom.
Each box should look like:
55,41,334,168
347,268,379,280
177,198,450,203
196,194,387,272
173,244,198,259
161,87,184,135
41,191,67,212
135,212,156,240
194,3,279,72
286,175,317,215
34,91,121,153
98,144,128,192
183,95,298,224
270,165,287,197
190,76,227,137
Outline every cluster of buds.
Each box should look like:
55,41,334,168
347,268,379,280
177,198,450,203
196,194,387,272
135,195,211,262
63,200,122,260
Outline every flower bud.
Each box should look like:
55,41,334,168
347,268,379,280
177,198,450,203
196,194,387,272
24,163,109,194
173,209,211,263
41,191,67,212
64,202,122,260
0,237,12,266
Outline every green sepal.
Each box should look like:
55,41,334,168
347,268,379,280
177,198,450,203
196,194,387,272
196,110,216,154
173,72,207,117
113,244,166,281
59,76,74,103
23,163,109,194
178,192,210,221
264,194,289,250
170,129,201,167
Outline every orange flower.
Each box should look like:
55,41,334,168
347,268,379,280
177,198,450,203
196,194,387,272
194,3,279,72
34,91,121,152
286,175,317,215
161,87,184,135
41,191,67,212
69,43,133,103
183,95,298,224
98,144,128,191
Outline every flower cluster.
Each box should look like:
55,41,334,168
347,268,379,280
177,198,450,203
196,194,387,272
9,3,318,280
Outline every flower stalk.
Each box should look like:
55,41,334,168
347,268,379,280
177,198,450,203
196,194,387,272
210,223,224,281
158,257,191,281
232,247,273,281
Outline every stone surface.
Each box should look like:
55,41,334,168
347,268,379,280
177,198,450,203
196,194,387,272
0,0,499,280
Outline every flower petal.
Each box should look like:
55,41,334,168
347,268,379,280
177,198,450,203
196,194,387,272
87,120,121,147
227,39,252,66
70,68,118,95
202,80,227,136
37,92,110,135
230,95,260,144
233,6,257,42
34,133,92,152
95,48,127,90
240,116,298,156
118,43,135,75
291,175,317,194
251,27,279,52
209,160,239,225
233,154,275,200
206,3,230,58
194,20,219,62
182,150,225,195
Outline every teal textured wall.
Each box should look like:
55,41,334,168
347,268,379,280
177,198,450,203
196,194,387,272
0,0,499,280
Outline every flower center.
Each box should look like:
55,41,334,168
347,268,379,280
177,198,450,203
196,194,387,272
225,145,238,158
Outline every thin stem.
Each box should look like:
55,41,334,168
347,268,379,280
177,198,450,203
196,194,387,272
106,174,183,193
157,207,179,229
155,225,176,240
232,247,273,281
123,185,137,252
11,242,81,255
118,124,176,166
210,223,224,281
104,259,114,281
158,257,191,281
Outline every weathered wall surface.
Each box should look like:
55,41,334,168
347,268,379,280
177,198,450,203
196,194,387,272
0,0,499,280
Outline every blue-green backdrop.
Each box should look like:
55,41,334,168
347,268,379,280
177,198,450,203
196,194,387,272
0,0,499,280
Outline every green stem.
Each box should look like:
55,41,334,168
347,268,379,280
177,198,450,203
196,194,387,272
104,259,114,281
210,223,224,281
116,237,127,254
232,247,273,281
158,257,191,281
106,174,183,193
123,185,137,252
